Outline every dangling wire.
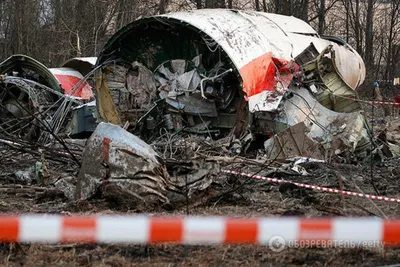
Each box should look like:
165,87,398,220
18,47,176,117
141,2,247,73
201,34,219,53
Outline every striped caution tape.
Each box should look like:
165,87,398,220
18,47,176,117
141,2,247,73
222,169,400,203
0,214,400,247
334,95,400,107
357,99,400,107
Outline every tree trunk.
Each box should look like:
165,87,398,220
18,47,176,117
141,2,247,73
262,0,268,12
159,0,167,14
274,0,281,13
385,0,400,79
274,0,308,19
345,0,349,42
301,0,309,21
365,0,374,73
205,0,225,8
255,0,261,11
318,0,325,34
354,0,362,54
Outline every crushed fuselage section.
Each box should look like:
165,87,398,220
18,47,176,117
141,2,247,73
94,10,369,160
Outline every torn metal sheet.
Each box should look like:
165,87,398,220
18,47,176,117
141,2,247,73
154,59,202,94
0,55,94,100
321,35,366,89
96,63,160,122
14,161,44,185
382,118,400,157
50,67,94,99
57,56,98,141
0,55,68,141
66,100,98,138
246,56,299,112
264,122,325,160
0,54,62,92
76,122,172,205
330,45,365,90
294,43,319,67
270,87,370,158
287,35,365,90
61,57,97,77
55,175,76,201
248,88,283,112
127,61,158,110
299,45,362,113
0,54,98,143
281,157,326,176
168,161,220,200
96,10,365,125
165,94,218,117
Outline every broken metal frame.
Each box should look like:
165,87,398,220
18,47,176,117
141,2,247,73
88,10,372,164
94,10,366,132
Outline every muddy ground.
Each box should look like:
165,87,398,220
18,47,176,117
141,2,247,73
1,100,400,266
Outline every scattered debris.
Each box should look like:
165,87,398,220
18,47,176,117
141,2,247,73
75,122,172,206
2,10,400,222
264,122,325,160
14,161,45,185
54,174,76,201
2,9,400,267
0,55,67,141
66,100,98,138
0,54,98,143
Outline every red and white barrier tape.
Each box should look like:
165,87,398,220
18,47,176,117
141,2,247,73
222,169,400,203
335,95,400,107
357,99,400,107
0,214,400,246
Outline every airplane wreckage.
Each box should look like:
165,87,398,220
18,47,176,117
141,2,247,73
94,9,368,159
0,55,97,141
1,10,390,206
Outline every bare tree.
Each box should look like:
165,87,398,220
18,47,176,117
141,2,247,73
385,0,400,79
318,0,325,34
205,0,225,8
255,0,261,11
364,0,374,72
273,0,309,21
195,0,202,9
0,0,398,80
347,0,363,54
159,0,168,14
262,0,269,12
